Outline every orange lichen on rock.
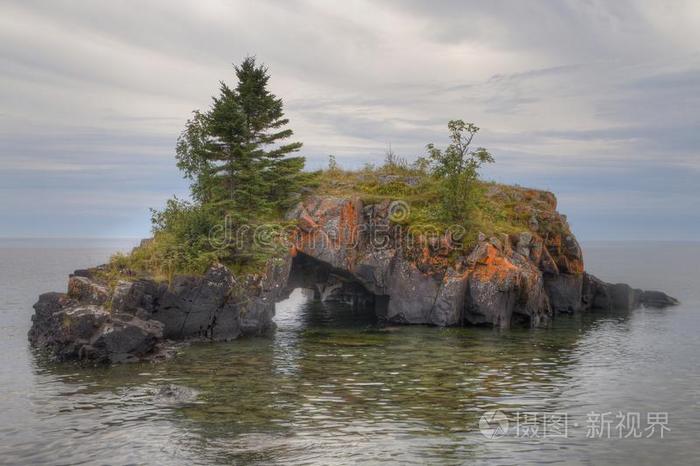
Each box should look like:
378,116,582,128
421,246,430,263
564,258,584,275
471,243,518,282
337,198,360,248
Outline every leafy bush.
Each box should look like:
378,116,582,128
425,120,494,222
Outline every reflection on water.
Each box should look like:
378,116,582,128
13,295,694,465
1,241,700,465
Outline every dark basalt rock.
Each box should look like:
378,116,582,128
87,315,164,364
29,256,292,364
29,292,164,364
640,290,679,308
430,267,470,327
156,263,239,339
582,272,679,311
582,272,613,311
463,242,550,328
384,254,441,324
111,278,165,316
545,273,583,314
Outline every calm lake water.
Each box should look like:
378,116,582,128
1,239,699,465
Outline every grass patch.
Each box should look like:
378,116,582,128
311,163,532,252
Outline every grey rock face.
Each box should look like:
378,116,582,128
384,255,441,324
238,298,276,336
465,273,518,328
582,272,613,311
111,279,165,316
239,255,292,337
463,243,551,328
430,267,469,326
608,283,643,310
150,257,291,340
544,273,583,314
29,292,163,363
157,264,238,339
29,256,292,363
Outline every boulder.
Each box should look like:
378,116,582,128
84,314,164,363
111,278,165,316
67,276,110,305
238,254,292,336
583,273,680,311
29,292,75,348
28,292,163,363
29,256,290,363
237,297,275,336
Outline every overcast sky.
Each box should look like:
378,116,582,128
1,0,699,240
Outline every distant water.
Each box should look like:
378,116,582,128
0,239,699,465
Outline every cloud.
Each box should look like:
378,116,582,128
0,0,698,239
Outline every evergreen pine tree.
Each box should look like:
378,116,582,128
176,57,305,220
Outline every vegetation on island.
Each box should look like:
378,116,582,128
108,57,535,281
112,57,308,279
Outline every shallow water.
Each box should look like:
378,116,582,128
1,239,699,465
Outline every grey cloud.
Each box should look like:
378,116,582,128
1,0,699,239
384,0,659,61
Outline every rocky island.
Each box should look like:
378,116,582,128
28,58,678,364
29,183,678,364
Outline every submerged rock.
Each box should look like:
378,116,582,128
153,384,199,405
582,272,679,311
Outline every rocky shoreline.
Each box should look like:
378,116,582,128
29,187,678,364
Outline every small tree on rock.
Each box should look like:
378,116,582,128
426,120,494,220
